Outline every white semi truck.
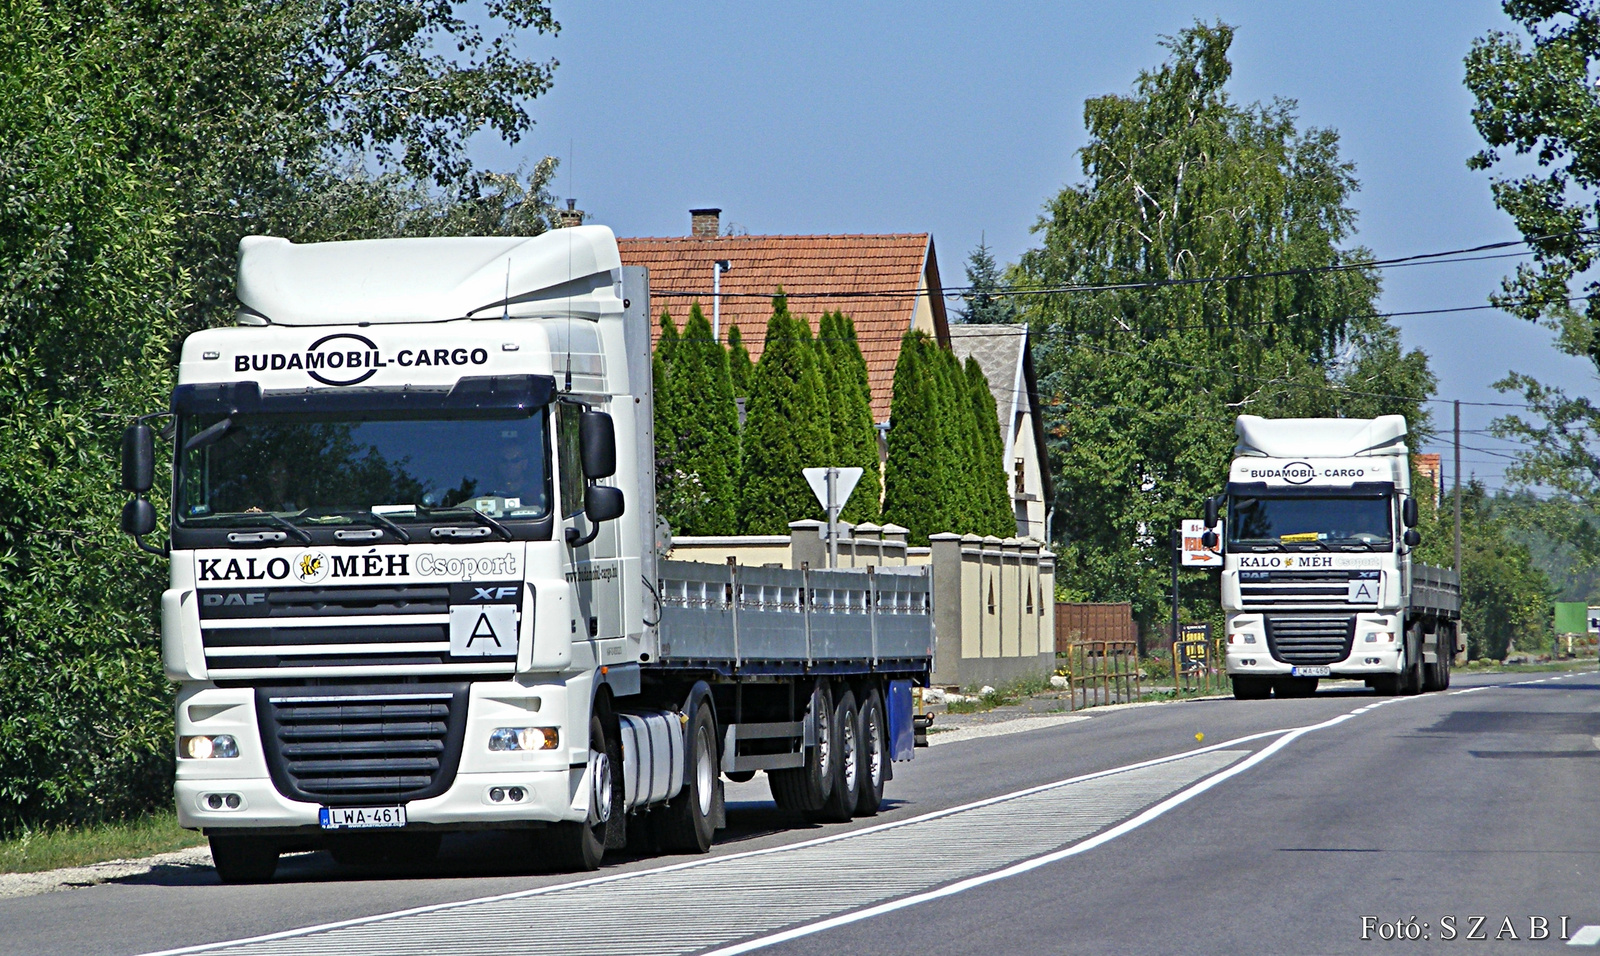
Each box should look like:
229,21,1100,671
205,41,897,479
1206,415,1461,700
118,227,930,882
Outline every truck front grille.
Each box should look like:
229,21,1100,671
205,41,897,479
198,583,517,679
1264,615,1356,665
256,685,469,805
1239,570,1379,610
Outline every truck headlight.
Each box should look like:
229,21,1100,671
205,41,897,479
180,735,238,759
488,727,559,751
1362,631,1396,644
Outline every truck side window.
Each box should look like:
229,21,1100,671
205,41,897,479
557,403,584,517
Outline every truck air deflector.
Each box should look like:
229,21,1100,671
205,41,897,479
172,375,555,416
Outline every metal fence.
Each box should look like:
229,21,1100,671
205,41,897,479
1171,637,1228,696
1054,603,1135,651
1057,640,1141,710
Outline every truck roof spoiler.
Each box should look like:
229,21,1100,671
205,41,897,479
171,375,556,415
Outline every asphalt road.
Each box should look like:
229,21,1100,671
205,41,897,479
4,670,1598,955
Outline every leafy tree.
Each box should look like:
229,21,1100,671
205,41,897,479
726,323,754,398
0,0,561,833
817,312,882,523
957,238,1018,325
739,295,832,533
1013,21,1434,623
1465,1,1600,579
658,305,740,535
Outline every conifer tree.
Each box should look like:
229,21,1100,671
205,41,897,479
882,331,946,544
817,312,881,523
738,294,832,533
966,356,1018,536
726,322,753,398
660,304,740,534
652,311,681,519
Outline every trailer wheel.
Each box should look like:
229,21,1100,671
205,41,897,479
1401,629,1424,696
541,714,610,871
656,703,717,853
1231,677,1270,700
814,689,859,823
855,687,888,817
769,680,835,813
210,835,278,884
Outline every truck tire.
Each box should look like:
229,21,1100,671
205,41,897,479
1422,627,1445,692
854,687,888,817
769,680,835,813
1275,678,1318,698
814,689,860,823
540,714,611,871
1401,630,1424,696
1231,676,1270,700
655,703,717,854
210,835,278,884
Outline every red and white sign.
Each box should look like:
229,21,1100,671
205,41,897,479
1180,519,1222,567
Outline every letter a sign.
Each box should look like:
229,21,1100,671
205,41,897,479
449,605,519,657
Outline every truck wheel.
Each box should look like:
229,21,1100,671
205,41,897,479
854,687,888,817
1422,628,1444,692
814,689,860,823
769,680,835,812
1231,676,1270,700
1371,674,1401,696
1401,632,1424,696
1274,678,1317,698
541,714,611,871
210,835,278,884
656,703,717,853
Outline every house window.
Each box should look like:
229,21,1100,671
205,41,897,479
1014,457,1027,497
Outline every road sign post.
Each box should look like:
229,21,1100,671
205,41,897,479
803,467,864,568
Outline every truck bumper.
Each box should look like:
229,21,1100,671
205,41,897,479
174,679,590,833
1223,612,1405,678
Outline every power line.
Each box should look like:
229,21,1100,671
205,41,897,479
650,229,1595,301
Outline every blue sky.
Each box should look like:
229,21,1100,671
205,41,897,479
475,1,1599,489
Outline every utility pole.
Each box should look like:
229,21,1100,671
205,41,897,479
1170,527,1181,653
1454,399,1462,573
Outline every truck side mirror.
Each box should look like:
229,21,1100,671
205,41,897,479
579,410,616,480
122,423,154,493
121,497,157,537
585,485,625,523
1404,528,1421,548
1203,495,1218,527
1402,497,1418,528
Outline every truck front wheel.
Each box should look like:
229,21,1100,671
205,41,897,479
541,714,611,871
1231,676,1270,700
210,835,278,884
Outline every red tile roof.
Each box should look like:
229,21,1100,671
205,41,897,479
618,234,946,421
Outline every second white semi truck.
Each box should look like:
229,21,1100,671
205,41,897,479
118,226,931,882
1208,415,1461,700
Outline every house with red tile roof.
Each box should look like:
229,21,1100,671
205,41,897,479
617,208,950,423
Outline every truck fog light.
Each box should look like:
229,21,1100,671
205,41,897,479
181,735,238,759
490,787,506,802
207,794,223,810
489,727,560,752
508,787,526,802
224,793,241,809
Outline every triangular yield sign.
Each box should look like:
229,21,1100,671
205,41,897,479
802,467,864,512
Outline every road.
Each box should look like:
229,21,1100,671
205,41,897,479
4,669,1599,955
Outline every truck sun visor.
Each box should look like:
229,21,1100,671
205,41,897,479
172,374,556,415
1225,481,1395,498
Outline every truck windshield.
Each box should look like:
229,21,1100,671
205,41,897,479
176,410,550,526
1226,494,1391,549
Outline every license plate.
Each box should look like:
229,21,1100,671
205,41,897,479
319,805,406,829
1291,666,1331,678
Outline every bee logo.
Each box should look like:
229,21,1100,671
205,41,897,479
293,550,328,583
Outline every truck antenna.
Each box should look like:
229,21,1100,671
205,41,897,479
501,259,511,322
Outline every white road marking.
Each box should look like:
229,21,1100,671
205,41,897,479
927,713,1092,746
1568,924,1600,946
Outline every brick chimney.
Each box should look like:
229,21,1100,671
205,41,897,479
559,198,584,228
690,208,721,238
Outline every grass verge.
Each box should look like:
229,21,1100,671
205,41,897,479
0,813,202,874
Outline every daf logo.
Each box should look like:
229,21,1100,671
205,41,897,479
201,592,266,607
1282,461,1315,484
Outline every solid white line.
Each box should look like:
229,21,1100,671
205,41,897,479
699,706,1367,956
1568,924,1600,946
138,723,1301,956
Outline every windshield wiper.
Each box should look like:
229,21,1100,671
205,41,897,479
419,506,514,541
336,510,413,543
241,512,312,545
